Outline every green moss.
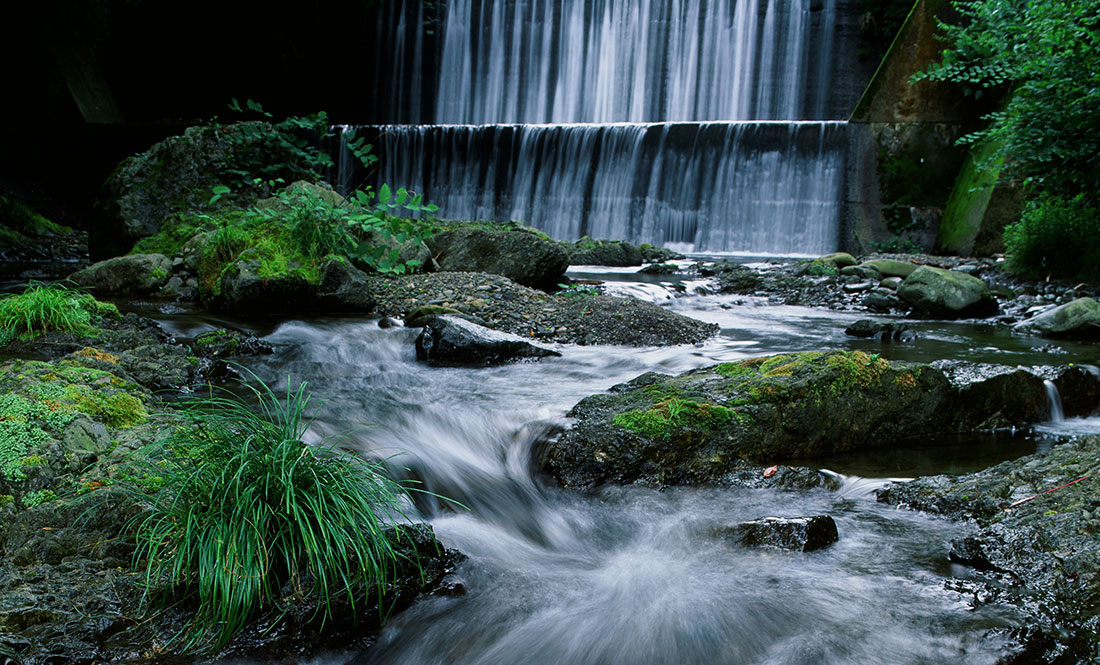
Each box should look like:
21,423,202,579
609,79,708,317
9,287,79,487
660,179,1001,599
613,398,734,440
21,454,47,467
0,494,13,506
938,139,1005,254
804,260,839,277
0,195,72,250
823,351,890,395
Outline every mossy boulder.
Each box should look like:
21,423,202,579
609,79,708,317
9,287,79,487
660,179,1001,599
818,252,858,268
426,227,569,290
214,255,375,316
544,351,953,488
859,258,918,278
95,121,322,259
68,253,172,297
1013,297,1100,340
544,354,1099,489
897,265,997,318
565,237,644,266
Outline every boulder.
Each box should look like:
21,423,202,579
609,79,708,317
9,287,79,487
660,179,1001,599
897,265,997,318
859,258,918,278
844,319,910,340
818,252,857,268
715,516,839,552
544,351,954,488
215,256,374,316
192,328,274,358
69,253,172,297
415,315,561,366
566,238,644,266
840,265,882,280
1013,298,1100,340
426,228,569,290
94,121,320,259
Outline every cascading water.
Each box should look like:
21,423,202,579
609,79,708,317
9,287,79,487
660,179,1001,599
1044,379,1065,423
340,122,846,254
342,0,871,255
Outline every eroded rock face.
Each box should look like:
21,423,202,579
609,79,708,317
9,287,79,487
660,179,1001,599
415,315,561,366
69,253,172,297
426,228,570,290
897,265,997,318
1013,297,1100,339
715,515,839,552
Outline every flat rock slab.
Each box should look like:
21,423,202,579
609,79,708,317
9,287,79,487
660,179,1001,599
715,515,839,552
416,314,561,366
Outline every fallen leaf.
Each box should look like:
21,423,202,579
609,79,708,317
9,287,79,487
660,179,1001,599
763,465,778,478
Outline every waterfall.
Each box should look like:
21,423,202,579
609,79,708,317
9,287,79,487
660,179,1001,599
338,122,847,255
1043,380,1065,423
357,0,867,254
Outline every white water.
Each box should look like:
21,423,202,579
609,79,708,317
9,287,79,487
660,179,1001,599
195,283,1078,665
337,121,847,255
430,0,839,124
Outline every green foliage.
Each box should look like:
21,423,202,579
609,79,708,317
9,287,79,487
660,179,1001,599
127,377,422,652
556,283,600,298
1004,192,1100,279
0,282,116,343
0,395,52,481
22,489,57,508
0,194,72,248
917,0,1100,276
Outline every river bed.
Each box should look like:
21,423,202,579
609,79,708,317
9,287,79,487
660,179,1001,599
164,266,1099,665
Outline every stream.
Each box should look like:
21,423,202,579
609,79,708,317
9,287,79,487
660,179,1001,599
160,265,1100,665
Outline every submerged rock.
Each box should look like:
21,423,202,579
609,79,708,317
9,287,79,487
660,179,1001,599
715,515,839,552
426,227,569,290
844,319,910,339
897,266,998,318
415,315,561,366
1012,297,1100,339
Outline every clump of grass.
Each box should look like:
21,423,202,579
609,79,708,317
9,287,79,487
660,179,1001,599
0,282,116,343
129,377,420,652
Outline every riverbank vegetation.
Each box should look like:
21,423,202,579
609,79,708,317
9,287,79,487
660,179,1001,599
919,0,1100,279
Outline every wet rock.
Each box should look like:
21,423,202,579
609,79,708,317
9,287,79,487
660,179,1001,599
715,515,839,552
1053,365,1100,417
842,281,874,293
931,362,1050,430
315,258,376,312
638,262,679,275
415,315,561,366
879,276,903,290
544,351,954,488
639,244,685,263
426,227,569,290
215,256,375,316
565,237,644,266
863,292,903,312
68,253,172,297
844,319,910,340
1012,297,1100,339
192,328,273,358
898,266,998,318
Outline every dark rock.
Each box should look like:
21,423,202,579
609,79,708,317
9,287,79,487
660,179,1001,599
192,328,273,358
639,244,686,263
426,227,569,290
638,262,680,275
315,258,376,312
840,265,883,280
1053,365,1100,417
898,266,998,318
844,319,910,339
1013,297,1100,339
68,254,172,297
716,515,839,552
566,238,644,266
863,292,904,312
415,315,561,366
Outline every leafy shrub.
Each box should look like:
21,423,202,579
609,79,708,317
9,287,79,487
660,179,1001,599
0,282,117,343
128,377,422,652
1004,193,1100,279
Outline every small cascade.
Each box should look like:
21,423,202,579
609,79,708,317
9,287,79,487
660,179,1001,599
336,121,847,255
1044,380,1065,424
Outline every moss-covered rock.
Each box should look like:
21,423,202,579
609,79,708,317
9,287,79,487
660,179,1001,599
1013,297,1100,340
68,253,172,297
94,120,325,259
426,227,570,290
897,265,997,318
564,237,644,267
544,354,1099,489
